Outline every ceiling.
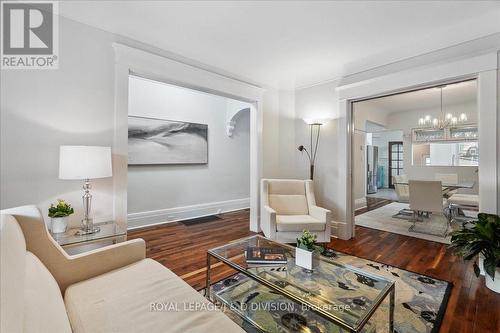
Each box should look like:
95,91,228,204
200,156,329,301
59,1,500,89
353,80,477,116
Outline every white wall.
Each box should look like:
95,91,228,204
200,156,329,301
387,104,479,194
2,13,498,234
353,131,367,209
295,51,499,239
295,81,344,219
0,15,282,229
498,52,500,211
371,130,404,188
260,90,303,180
1,17,116,228
127,76,250,226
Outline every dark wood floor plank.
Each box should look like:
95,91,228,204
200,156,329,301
127,210,500,333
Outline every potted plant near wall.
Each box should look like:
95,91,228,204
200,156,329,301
295,230,324,271
48,199,74,234
449,213,500,293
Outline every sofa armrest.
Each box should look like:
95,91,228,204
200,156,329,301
54,239,146,291
261,205,277,239
2,205,147,292
309,205,331,222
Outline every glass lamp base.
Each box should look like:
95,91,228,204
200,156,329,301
76,226,101,236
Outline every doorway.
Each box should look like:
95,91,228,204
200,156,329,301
388,141,403,188
126,75,252,229
112,43,264,232
351,79,480,243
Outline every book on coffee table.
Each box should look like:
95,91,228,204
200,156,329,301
245,246,287,265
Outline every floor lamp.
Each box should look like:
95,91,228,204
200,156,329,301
297,119,329,180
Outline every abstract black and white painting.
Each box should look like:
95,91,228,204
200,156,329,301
128,116,208,165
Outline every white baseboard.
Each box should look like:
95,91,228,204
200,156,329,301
127,198,250,230
354,197,367,210
331,221,350,240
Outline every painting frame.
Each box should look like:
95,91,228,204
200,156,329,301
128,115,208,165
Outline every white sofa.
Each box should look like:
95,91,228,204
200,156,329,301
260,179,331,243
0,206,244,333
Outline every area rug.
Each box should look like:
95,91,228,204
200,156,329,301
355,202,472,244
205,250,452,333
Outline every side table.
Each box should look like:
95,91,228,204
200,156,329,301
50,221,127,254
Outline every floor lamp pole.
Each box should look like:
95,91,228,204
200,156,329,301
298,122,323,180
309,123,321,180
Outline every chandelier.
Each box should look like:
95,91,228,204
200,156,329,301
418,85,467,129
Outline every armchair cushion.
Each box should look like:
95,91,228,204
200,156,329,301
65,259,244,333
276,215,326,232
269,194,309,215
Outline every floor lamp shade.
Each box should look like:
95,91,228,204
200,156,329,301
59,146,112,180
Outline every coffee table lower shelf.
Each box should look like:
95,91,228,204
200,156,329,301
211,275,376,333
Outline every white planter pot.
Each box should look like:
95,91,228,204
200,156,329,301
484,266,500,294
295,247,314,270
51,217,68,234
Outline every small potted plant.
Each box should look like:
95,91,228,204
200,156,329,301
449,213,500,293
295,230,324,271
48,199,74,234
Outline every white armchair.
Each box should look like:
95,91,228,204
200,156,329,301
260,179,331,243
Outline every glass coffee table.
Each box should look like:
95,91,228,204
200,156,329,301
206,235,395,333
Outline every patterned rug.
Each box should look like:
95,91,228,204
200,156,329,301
206,249,452,333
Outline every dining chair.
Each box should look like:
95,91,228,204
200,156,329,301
448,193,479,224
434,173,459,198
391,175,413,219
393,175,409,203
409,180,450,237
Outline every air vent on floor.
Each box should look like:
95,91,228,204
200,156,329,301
180,215,223,226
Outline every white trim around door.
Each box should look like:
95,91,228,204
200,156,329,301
337,52,498,239
112,43,264,232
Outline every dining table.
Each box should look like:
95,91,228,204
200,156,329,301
393,180,475,189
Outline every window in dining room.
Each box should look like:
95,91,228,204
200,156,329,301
412,141,478,167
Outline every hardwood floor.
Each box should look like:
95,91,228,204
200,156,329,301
128,210,500,333
355,197,393,216
128,210,256,290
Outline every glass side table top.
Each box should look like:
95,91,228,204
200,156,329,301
208,235,395,332
51,221,126,246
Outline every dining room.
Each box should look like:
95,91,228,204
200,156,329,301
352,79,479,243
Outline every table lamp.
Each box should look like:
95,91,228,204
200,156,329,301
59,146,112,235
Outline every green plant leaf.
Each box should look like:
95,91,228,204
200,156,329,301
484,257,497,280
473,262,481,277
449,212,500,281
48,200,74,218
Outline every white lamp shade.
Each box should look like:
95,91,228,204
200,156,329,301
303,118,331,125
59,146,112,180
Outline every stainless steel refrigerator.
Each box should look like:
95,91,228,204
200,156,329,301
366,145,378,194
